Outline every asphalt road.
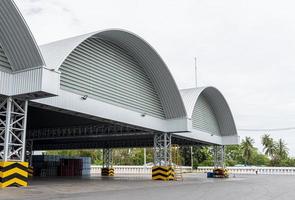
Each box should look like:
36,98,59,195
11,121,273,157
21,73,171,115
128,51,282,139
0,174,294,200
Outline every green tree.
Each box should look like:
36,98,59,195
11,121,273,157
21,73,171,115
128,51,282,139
240,137,255,165
249,148,270,166
113,148,153,165
180,146,192,166
261,135,291,166
192,146,213,168
262,134,271,147
275,139,288,160
262,134,276,159
225,145,243,166
280,157,295,167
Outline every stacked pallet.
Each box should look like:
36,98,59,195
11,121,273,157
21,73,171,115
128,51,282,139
82,157,91,176
31,155,91,177
45,155,59,176
59,159,82,176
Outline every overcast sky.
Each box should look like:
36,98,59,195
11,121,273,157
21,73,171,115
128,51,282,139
14,0,295,156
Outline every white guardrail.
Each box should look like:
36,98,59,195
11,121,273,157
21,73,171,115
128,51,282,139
91,165,193,175
196,166,295,175
91,165,295,175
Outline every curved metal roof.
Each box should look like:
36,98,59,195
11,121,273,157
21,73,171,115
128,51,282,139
180,87,237,136
0,0,45,71
40,29,187,119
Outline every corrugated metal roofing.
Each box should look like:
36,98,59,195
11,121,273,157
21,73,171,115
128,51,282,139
0,44,11,72
60,38,166,118
180,87,237,136
193,94,221,135
40,29,187,119
0,0,45,71
180,87,206,118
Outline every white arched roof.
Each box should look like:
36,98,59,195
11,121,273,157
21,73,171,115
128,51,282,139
40,30,187,119
0,0,45,71
180,87,237,136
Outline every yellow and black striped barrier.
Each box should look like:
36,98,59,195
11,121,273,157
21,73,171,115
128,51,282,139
152,166,175,181
101,168,114,176
0,162,28,188
28,166,34,178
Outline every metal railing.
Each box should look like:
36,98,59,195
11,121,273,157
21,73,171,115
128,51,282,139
196,166,295,175
91,165,193,175
90,165,295,175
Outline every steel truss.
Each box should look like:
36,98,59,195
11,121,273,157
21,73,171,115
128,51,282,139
154,133,172,166
213,145,225,168
102,148,113,168
0,97,28,161
27,125,150,140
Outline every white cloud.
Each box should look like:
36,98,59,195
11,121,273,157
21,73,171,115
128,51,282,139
14,0,295,155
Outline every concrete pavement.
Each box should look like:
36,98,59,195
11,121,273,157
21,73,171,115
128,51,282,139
0,174,294,200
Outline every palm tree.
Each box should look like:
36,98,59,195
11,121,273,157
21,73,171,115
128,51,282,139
275,139,288,160
240,137,255,165
262,134,271,148
261,134,276,158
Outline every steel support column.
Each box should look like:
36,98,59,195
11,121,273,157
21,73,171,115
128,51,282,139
0,97,29,187
152,133,174,180
102,148,113,168
0,97,28,162
102,148,114,176
153,133,172,166
213,145,225,168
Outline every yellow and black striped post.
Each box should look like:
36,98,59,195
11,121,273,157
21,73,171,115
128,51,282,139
0,162,28,188
152,166,175,181
28,166,34,178
101,168,114,176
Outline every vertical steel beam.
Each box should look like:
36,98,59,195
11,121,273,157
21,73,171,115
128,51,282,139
21,100,28,161
3,97,12,161
0,98,6,160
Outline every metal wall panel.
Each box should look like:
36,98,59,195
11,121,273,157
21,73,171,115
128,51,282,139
192,94,221,136
0,71,11,95
0,67,59,98
0,68,42,96
0,45,11,72
60,38,165,118
11,68,43,95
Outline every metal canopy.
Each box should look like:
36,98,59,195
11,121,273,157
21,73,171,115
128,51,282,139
26,106,204,150
0,0,239,153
